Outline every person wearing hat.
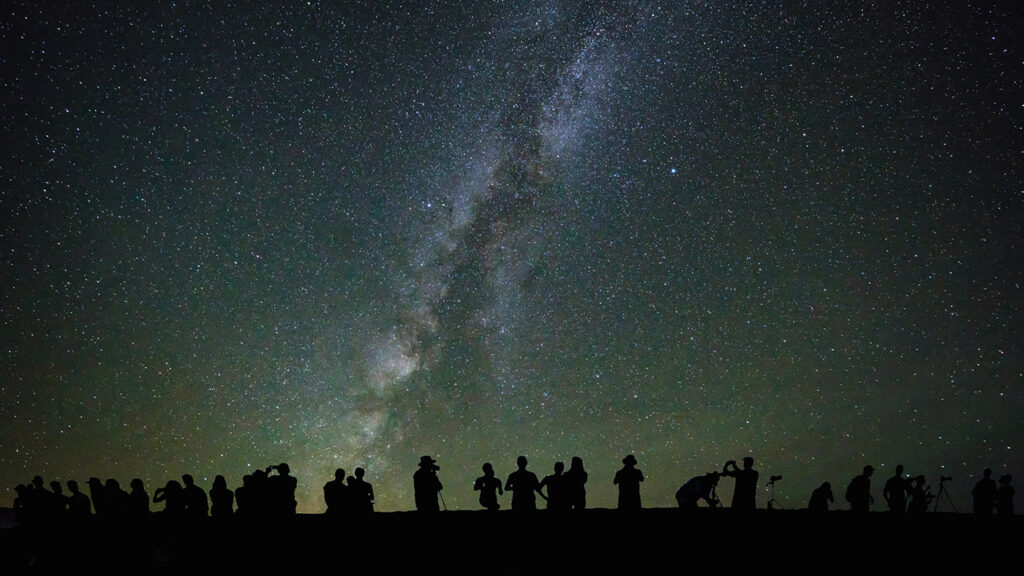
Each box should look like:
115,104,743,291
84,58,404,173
845,465,875,512
414,456,443,512
614,454,644,510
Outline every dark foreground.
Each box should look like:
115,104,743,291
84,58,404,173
2,508,1020,572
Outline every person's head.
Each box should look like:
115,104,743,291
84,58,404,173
50,480,63,494
355,467,365,479
623,454,637,467
212,475,226,490
517,456,528,469
278,463,291,476
182,474,194,487
67,480,80,494
742,457,754,469
571,456,584,470
419,456,439,471
131,478,145,492
335,468,346,481
863,465,874,477
895,464,904,476
482,463,494,476
983,468,992,478
554,462,565,474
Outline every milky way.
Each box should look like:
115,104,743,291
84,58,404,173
2,2,1021,514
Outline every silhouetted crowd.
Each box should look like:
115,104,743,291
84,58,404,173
8,454,1016,528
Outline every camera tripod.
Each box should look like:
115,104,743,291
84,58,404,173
766,475,784,510
932,476,957,513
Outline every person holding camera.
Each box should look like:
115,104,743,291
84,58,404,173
722,456,759,510
414,456,443,512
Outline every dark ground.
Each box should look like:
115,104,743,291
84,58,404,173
1,508,1019,572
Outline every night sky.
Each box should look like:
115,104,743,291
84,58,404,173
2,1,1022,514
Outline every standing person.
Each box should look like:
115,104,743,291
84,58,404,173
882,465,908,513
128,478,150,521
347,467,375,513
153,480,185,518
66,480,92,520
996,474,1014,515
210,475,234,518
323,468,348,515
906,476,934,513
266,463,298,517
723,457,759,510
563,456,588,511
614,454,644,510
973,468,997,514
181,474,209,518
414,456,443,512
505,456,543,511
845,465,875,512
473,463,503,511
538,462,568,511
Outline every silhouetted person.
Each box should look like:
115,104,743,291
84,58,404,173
348,467,374,513
723,457,758,510
807,481,833,512
614,454,644,510
845,466,874,512
66,480,92,520
181,474,209,518
249,468,271,515
676,472,721,509
49,480,68,519
154,480,185,519
210,474,234,518
87,477,106,519
882,465,908,513
104,478,130,521
267,463,298,517
564,456,588,511
129,478,150,521
505,456,543,511
13,484,32,526
973,468,997,514
414,456,443,511
996,474,1014,515
906,476,933,513
324,468,349,515
539,462,568,511
28,476,53,522
235,474,258,518
473,463,503,511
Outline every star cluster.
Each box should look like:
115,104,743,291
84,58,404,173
2,1,1021,513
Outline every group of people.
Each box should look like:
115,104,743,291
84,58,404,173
11,462,298,526
674,456,760,510
12,457,1016,522
413,454,601,512
414,454,647,512
812,464,1016,515
467,455,590,512
970,468,1015,515
323,467,375,514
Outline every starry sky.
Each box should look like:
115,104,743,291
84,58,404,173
2,1,1022,514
